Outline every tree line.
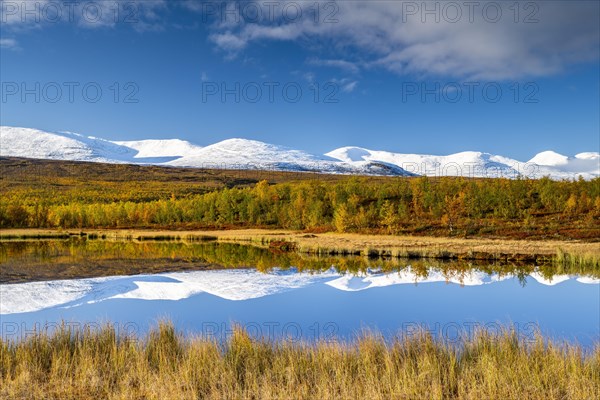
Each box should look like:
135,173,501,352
1,176,598,238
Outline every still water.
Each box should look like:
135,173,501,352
1,240,598,346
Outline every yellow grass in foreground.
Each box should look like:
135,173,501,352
1,323,598,400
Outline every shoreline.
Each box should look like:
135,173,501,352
2,228,599,260
3,234,600,284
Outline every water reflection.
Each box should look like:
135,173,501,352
1,267,598,315
2,239,599,284
1,240,598,346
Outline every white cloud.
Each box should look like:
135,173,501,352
0,38,19,50
201,0,600,80
209,30,247,52
2,1,597,80
308,58,360,74
331,78,359,93
303,72,315,83
342,81,358,93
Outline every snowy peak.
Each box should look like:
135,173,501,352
326,147,523,178
169,138,333,166
114,139,203,159
194,138,326,161
0,126,597,180
0,126,137,163
168,138,417,176
527,151,599,176
529,151,569,166
328,146,372,162
206,138,284,150
575,152,600,160
326,146,599,180
1,127,201,164
166,138,412,176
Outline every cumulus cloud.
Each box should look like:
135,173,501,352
202,0,600,80
2,0,597,79
209,31,247,52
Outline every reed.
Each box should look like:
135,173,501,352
1,322,598,399
555,247,600,269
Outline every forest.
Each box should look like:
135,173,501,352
1,158,599,240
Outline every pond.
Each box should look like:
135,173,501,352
1,240,598,346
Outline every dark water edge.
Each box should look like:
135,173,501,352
2,239,599,284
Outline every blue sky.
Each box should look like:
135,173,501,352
1,1,599,159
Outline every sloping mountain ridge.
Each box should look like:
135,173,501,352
0,127,414,176
166,138,413,176
326,147,524,178
1,126,598,179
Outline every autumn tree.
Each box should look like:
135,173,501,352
333,204,351,233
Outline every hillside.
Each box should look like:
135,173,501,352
1,157,598,240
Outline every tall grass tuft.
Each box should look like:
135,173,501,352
555,247,600,269
1,322,598,399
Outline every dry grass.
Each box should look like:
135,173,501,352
3,228,597,266
1,323,598,399
3,228,599,255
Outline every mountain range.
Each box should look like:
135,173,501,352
1,126,598,180
1,268,597,315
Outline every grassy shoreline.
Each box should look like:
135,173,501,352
1,323,598,399
2,228,599,265
3,239,600,284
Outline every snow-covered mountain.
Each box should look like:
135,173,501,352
1,126,598,179
0,126,138,163
326,147,600,180
0,126,413,176
527,151,600,178
326,147,523,178
0,126,198,164
1,268,597,314
167,138,412,176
